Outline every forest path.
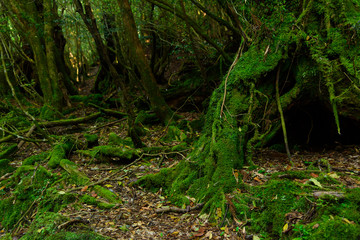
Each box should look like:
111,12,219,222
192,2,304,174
78,65,99,96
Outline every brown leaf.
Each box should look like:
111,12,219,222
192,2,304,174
310,173,319,178
253,176,263,183
81,186,88,192
194,227,205,237
313,223,320,229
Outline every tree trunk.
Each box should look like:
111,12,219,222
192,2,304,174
138,0,360,219
117,0,174,124
74,0,144,148
1,0,74,116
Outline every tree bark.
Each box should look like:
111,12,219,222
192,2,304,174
116,0,174,124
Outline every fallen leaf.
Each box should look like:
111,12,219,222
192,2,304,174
104,184,113,188
327,172,339,179
282,223,289,232
204,231,213,239
308,178,323,188
254,176,263,183
194,227,205,237
295,179,308,184
310,173,319,178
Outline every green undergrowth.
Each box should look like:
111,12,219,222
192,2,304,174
0,147,117,237
3,212,108,240
139,168,360,239
47,139,75,168
234,172,360,239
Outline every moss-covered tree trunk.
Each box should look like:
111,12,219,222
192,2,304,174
2,0,75,116
117,0,174,124
139,0,360,219
74,0,144,148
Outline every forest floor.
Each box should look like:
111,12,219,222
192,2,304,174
1,69,360,240
5,111,360,239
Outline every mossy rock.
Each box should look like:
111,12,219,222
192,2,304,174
84,134,99,148
249,180,310,238
39,188,77,213
48,140,75,168
23,152,49,165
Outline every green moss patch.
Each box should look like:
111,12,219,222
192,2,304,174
79,145,141,162
23,152,49,165
48,139,75,168
84,134,99,148
60,159,90,186
0,159,15,176
0,144,17,159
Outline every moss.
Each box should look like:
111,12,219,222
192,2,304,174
171,142,188,152
0,165,54,229
136,167,177,192
80,194,116,209
84,134,98,148
19,212,67,240
48,139,75,168
227,89,249,114
46,231,109,240
40,105,62,121
92,185,121,204
39,188,77,213
0,111,30,130
80,145,140,161
161,126,187,142
250,180,310,238
108,133,133,147
135,111,159,125
70,94,104,106
23,152,49,165
59,159,90,186
271,171,312,180
0,144,17,159
0,159,15,176
295,216,360,240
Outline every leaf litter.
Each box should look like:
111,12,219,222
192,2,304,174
1,107,360,239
